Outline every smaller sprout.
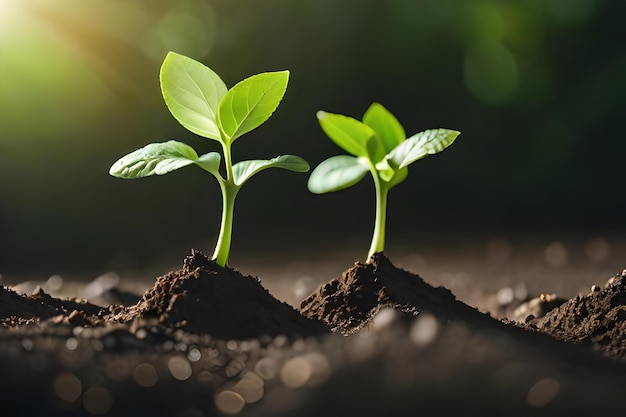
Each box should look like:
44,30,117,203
308,102,460,262
110,52,309,267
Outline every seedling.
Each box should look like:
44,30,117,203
307,103,459,262
110,52,309,267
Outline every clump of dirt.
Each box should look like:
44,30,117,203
526,270,626,358
0,285,106,326
121,250,329,339
300,252,497,334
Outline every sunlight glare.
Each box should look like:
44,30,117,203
0,1,26,38
0,0,219,142
0,0,19,19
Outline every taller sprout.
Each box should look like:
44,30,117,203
110,52,309,267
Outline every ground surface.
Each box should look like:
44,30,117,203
1,239,626,416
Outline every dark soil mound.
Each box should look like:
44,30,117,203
0,285,105,325
526,270,626,358
123,250,329,339
300,252,497,334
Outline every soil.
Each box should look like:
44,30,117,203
1,250,626,416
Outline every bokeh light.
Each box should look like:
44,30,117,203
82,386,113,415
464,41,519,105
53,372,82,402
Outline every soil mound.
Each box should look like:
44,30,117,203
526,270,626,358
0,285,105,325
300,252,497,334
125,250,329,339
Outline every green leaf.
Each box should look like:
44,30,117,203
317,111,375,158
160,52,227,141
386,166,408,188
195,152,222,176
217,71,289,143
375,158,397,183
388,128,460,169
307,155,370,194
365,135,385,164
232,155,309,187
109,140,201,178
362,102,406,155
374,157,408,187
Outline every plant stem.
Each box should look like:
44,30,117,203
212,180,238,267
212,141,237,267
222,140,234,182
367,169,390,262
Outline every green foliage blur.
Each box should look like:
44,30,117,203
1,0,624,274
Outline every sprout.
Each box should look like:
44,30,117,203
110,52,309,267
308,102,459,262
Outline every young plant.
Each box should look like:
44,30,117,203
109,52,309,267
307,102,460,262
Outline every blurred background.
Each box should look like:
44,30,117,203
1,0,625,286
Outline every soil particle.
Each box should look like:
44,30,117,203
121,250,329,339
510,293,568,323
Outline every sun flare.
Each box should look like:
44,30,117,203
0,0,27,38
0,0,217,140
0,0,20,18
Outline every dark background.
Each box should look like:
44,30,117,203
1,0,625,276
